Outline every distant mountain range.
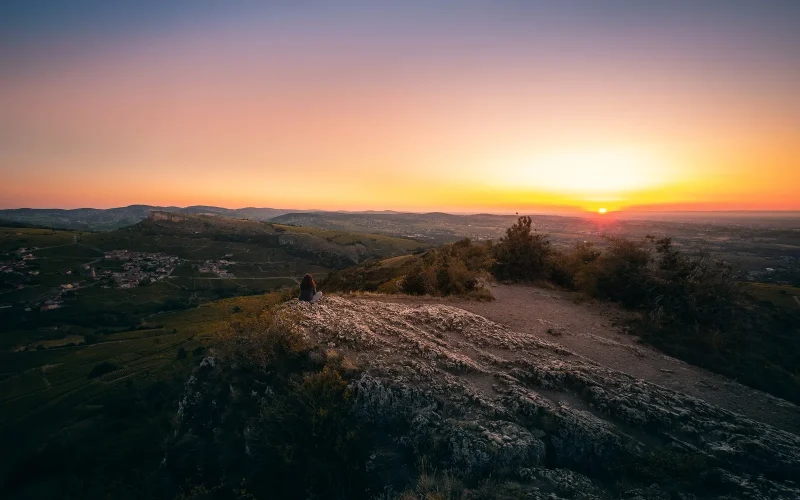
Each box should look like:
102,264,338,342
2,204,798,235
0,205,512,233
0,205,304,231
0,205,439,231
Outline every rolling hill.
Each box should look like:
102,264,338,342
0,212,430,340
2,213,799,499
270,211,522,244
0,205,303,231
109,211,430,266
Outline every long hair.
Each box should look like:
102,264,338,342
300,274,315,289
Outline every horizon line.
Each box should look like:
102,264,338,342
2,204,800,217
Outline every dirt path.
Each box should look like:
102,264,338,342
290,294,800,497
360,284,800,434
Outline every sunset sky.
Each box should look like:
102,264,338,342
1,1,798,213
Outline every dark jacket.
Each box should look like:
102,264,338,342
299,284,316,302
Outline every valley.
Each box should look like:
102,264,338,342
0,210,798,499
0,212,427,337
5,206,798,286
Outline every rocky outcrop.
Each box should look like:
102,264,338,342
288,296,800,499
149,210,189,222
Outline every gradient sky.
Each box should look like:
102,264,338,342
1,1,798,213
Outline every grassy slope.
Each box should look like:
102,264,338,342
272,223,425,252
1,215,426,338
2,221,798,496
0,293,283,498
0,206,298,231
0,227,81,252
323,253,421,292
271,212,512,244
97,213,429,261
0,217,429,497
323,238,492,299
327,244,800,404
748,282,800,310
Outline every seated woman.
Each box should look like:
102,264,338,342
299,274,323,303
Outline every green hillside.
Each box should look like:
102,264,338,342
98,211,429,266
1,213,427,339
0,212,431,499
0,292,288,499
0,205,299,231
1,218,799,499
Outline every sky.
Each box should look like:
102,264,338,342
1,1,798,213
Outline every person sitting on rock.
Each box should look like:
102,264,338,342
299,273,323,303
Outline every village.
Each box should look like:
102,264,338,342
1,249,187,312
0,242,252,317
0,248,81,311
197,259,236,279
3,249,225,312
102,250,181,288
0,247,38,274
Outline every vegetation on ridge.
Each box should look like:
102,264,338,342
166,304,368,499
324,238,494,300
327,216,800,404
496,217,799,403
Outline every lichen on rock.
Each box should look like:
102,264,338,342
288,295,800,499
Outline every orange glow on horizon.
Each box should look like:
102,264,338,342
1,5,798,213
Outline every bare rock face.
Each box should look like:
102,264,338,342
287,296,800,500
149,210,188,222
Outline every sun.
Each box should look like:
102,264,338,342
598,207,608,214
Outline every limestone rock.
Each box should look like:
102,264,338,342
289,296,800,499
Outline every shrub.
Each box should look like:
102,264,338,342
323,239,492,299
389,459,535,500
400,240,490,297
555,235,747,331
581,236,652,308
435,257,477,295
216,310,311,373
168,306,367,500
376,276,403,294
174,484,254,500
394,467,465,500
448,237,493,272
562,236,747,328
402,264,439,295
492,216,552,281
547,241,601,289
256,365,365,498
544,235,800,402
645,237,745,331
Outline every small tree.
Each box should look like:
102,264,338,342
548,241,601,289
492,216,552,281
585,236,652,307
648,237,744,331
401,264,438,295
